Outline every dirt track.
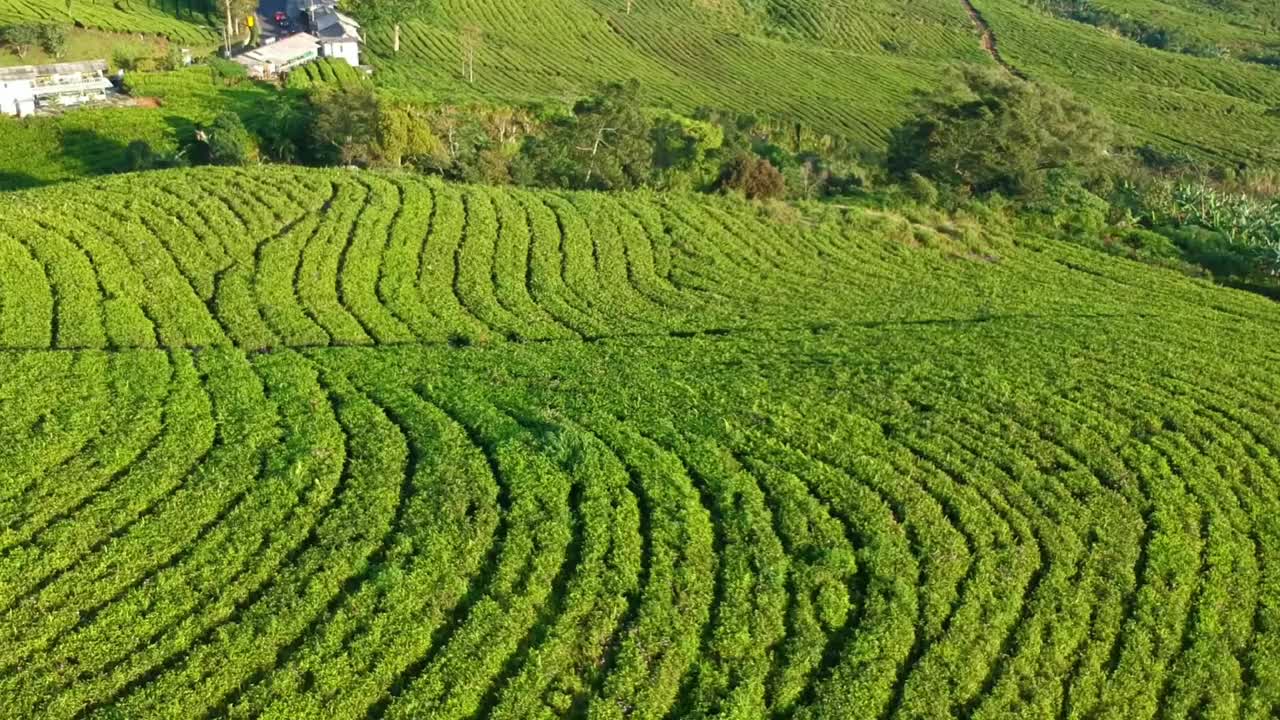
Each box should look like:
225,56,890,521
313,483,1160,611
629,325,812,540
960,0,1028,79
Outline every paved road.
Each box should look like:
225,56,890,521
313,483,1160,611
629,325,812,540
256,0,292,40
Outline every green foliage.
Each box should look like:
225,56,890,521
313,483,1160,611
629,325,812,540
0,22,40,56
517,80,653,190
649,110,723,190
207,57,249,85
203,110,256,165
123,139,157,171
36,22,65,56
377,101,443,168
888,66,1116,199
284,58,367,91
0,0,217,43
718,152,786,200
1113,176,1280,276
308,84,384,166
905,172,939,205
1031,172,1110,238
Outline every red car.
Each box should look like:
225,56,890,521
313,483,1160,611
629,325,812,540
273,10,288,24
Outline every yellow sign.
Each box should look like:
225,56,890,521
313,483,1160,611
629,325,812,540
246,15,254,27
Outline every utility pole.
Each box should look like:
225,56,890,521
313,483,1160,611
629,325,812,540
223,0,232,56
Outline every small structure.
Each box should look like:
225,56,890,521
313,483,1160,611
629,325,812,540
0,60,112,117
234,32,321,78
311,8,362,67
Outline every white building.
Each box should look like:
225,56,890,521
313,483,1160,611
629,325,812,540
312,8,362,67
0,61,111,117
234,32,321,78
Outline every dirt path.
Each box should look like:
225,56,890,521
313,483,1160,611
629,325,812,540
960,0,1028,79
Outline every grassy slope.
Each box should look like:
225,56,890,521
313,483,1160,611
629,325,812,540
1085,0,1279,55
2,0,1279,190
0,27,172,67
977,0,1280,165
372,0,1280,164
0,0,216,43
1,166,1279,717
0,67,289,188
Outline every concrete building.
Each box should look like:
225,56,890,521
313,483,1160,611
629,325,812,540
0,61,111,117
311,8,362,67
233,32,321,77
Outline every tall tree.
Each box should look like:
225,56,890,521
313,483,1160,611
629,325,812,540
202,112,257,166
459,23,481,83
353,0,430,53
517,80,652,190
0,24,40,58
887,66,1115,198
216,0,254,53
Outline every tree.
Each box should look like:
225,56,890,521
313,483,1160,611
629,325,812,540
566,80,652,189
309,85,383,166
650,111,723,189
887,66,1115,198
203,111,257,166
217,0,255,54
124,141,157,172
351,0,431,53
378,102,443,167
38,24,67,58
460,23,481,83
518,81,653,190
718,153,785,200
1,24,40,58
258,95,310,163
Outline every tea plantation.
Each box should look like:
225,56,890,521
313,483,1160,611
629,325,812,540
2,166,1280,718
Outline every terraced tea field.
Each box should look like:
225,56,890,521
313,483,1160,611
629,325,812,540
0,0,216,44
3,166,1280,718
371,0,1280,167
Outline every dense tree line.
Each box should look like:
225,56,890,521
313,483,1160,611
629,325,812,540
123,59,1278,288
0,23,67,59
145,67,872,204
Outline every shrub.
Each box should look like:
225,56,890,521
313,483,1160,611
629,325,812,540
887,67,1115,199
204,112,257,166
0,24,40,58
208,57,248,86
719,154,786,200
905,172,939,205
1035,173,1111,238
37,24,67,58
123,140,157,172
1112,228,1181,261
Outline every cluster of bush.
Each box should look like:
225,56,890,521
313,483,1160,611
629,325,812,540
0,23,68,59
882,66,1280,284
1033,0,1243,59
144,64,870,205
123,58,1279,290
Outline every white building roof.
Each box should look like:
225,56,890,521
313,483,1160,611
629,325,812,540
314,9,361,42
237,32,320,66
32,78,112,96
0,60,107,83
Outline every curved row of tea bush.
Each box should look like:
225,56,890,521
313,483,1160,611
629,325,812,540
2,166,1280,718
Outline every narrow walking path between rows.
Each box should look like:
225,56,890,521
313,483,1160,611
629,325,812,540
960,0,1028,79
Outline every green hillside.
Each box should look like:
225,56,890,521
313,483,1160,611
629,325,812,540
366,0,1280,165
0,0,216,44
4,0,1280,192
2,166,1280,718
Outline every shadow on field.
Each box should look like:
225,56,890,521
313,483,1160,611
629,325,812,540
0,171,44,191
59,128,129,177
